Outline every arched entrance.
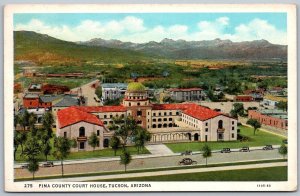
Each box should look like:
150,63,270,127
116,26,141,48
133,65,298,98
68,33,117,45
103,138,109,147
194,133,199,141
187,133,192,141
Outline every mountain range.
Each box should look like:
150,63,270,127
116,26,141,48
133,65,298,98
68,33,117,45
14,31,287,65
78,37,287,60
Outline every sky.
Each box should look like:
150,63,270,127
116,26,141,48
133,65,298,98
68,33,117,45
14,13,287,45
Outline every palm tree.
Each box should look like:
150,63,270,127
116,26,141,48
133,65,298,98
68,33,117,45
201,144,212,166
53,136,71,177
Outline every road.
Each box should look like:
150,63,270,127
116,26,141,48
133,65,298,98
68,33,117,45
15,148,283,179
35,162,287,182
71,79,101,106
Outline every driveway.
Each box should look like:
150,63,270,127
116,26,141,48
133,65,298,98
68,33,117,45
145,144,174,155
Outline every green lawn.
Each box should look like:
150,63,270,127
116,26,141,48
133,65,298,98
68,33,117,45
100,166,287,181
165,125,286,152
15,143,149,163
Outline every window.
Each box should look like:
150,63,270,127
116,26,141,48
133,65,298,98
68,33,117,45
232,121,234,125
159,112,161,116
205,135,208,142
164,112,167,116
153,119,156,122
164,118,167,121
205,128,208,132
232,133,234,138
176,112,179,115
104,121,107,125
137,111,142,116
97,130,100,136
137,120,142,124
137,102,140,106
79,127,85,137
169,118,172,121
218,120,223,129
64,132,67,138
129,103,131,106
232,127,234,131
158,118,162,122
206,122,208,126
104,115,107,118
79,142,85,149
169,112,172,115
110,115,113,118
153,113,156,116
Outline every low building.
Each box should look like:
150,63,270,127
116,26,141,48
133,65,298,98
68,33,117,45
263,94,287,107
234,95,254,102
41,84,70,94
168,88,203,102
248,109,288,130
28,83,42,94
56,82,237,151
101,83,128,101
23,93,40,108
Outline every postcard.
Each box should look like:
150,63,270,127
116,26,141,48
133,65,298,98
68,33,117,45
4,4,297,192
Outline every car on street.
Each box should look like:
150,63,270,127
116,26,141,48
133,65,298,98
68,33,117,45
41,161,54,167
178,158,197,165
221,148,231,153
263,145,273,150
181,150,192,156
20,164,29,169
239,146,250,152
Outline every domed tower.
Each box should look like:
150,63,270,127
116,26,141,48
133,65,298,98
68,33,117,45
123,82,151,129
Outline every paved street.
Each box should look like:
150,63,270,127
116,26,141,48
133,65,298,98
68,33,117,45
71,79,100,106
15,147,283,179
35,162,287,182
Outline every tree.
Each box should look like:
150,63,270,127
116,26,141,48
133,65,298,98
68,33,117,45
42,112,54,138
110,136,120,156
88,132,99,151
18,131,27,154
95,86,102,99
246,119,261,135
201,144,212,166
230,103,245,117
18,110,30,131
113,116,139,149
120,150,132,172
13,131,21,160
133,127,151,154
278,144,288,159
42,141,52,161
28,159,39,180
276,101,288,111
53,136,71,177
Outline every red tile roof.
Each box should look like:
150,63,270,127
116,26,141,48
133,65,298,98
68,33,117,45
182,104,222,121
74,105,127,113
57,106,103,129
169,88,202,92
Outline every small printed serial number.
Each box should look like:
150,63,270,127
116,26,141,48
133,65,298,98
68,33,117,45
24,184,33,188
257,184,271,188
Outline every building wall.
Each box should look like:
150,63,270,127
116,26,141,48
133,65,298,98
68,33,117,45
151,109,181,129
170,90,201,101
23,98,39,108
56,121,105,152
248,110,287,130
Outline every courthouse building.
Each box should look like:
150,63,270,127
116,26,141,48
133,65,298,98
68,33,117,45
56,82,237,151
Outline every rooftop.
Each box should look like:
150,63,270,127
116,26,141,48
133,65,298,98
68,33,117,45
53,95,79,107
182,104,223,121
74,105,127,113
57,107,103,129
102,83,128,89
169,88,202,92
24,93,39,99
39,94,63,103
264,94,287,102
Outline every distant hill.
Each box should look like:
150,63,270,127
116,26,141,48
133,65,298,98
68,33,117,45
79,37,287,60
14,31,155,65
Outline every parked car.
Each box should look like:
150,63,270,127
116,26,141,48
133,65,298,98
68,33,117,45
178,158,197,165
239,146,250,152
181,150,192,156
263,145,273,150
20,164,29,169
41,161,54,167
221,148,231,153
282,139,288,144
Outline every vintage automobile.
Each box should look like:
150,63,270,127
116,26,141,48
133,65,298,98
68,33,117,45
181,150,193,156
221,148,231,153
41,161,54,167
263,145,273,150
20,164,29,169
178,158,197,165
239,146,250,152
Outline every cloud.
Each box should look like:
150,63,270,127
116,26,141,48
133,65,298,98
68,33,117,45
14,16,286,45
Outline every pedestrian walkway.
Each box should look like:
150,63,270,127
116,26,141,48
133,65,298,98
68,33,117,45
35,162,287,182
145,144,175,155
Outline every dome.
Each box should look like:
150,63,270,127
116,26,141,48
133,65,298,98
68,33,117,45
127,82,146,92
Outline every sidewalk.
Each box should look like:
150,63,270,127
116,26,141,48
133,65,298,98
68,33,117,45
35,162,287,182
145,144,174,155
